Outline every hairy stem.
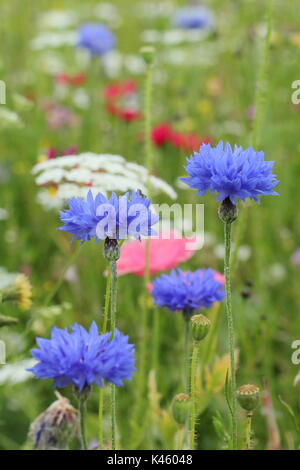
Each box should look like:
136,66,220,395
245,412,253,450
145,60,153,192
102,269,111,334
110,260,118,450
110,384,116,450
190,341,199,450
78,397,88,450
151,308,160,375
98,266,111,449
177,426,184,451
184,315,190,393
224,222,237,449
110,260,117,335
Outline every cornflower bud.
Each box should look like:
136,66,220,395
218,197,238,224
172,393,191,426
191,314,211,342
140,46,155,66
103,237,120,262
28,392,79,450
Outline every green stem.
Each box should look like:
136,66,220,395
230,208,247,274
190,341,199,450
78,397,88,450
110,260,117,336
151,308,160,375
110,260,118,450
98,389,104,449
224,222,237,449
184,315,190,394
111,383,116,450
177,426,184,451
98,266,112,449
145,61,153,193
102,269,111,334
245,412,253,450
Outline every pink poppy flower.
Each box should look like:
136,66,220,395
116,231,197,277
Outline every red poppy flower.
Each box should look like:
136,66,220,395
55,73,86,86
151,123,173,146
104,80,141,122
170,133,211,152
151,122,212,152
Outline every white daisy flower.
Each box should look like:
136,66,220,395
32,152,177,210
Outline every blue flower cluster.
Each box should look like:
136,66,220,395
29,322,135,391
173,6,214,30
58,190,159,243
151,268,225,313
77,23,115,56
181,142,279,203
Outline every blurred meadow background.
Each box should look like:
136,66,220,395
0,0,300,450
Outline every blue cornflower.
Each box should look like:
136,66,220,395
77,23,115,56
181,142,279,204
151,268,225,314
173,6,214,30
28,322,135,391
58,190,159,243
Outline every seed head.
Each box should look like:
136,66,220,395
236,384,260,412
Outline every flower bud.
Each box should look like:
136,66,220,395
171,393,191,425
191,314,211,342
29,392,79,450
236,384,260,412
103,237,120,261
140,46,155,65
218,197,238,224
